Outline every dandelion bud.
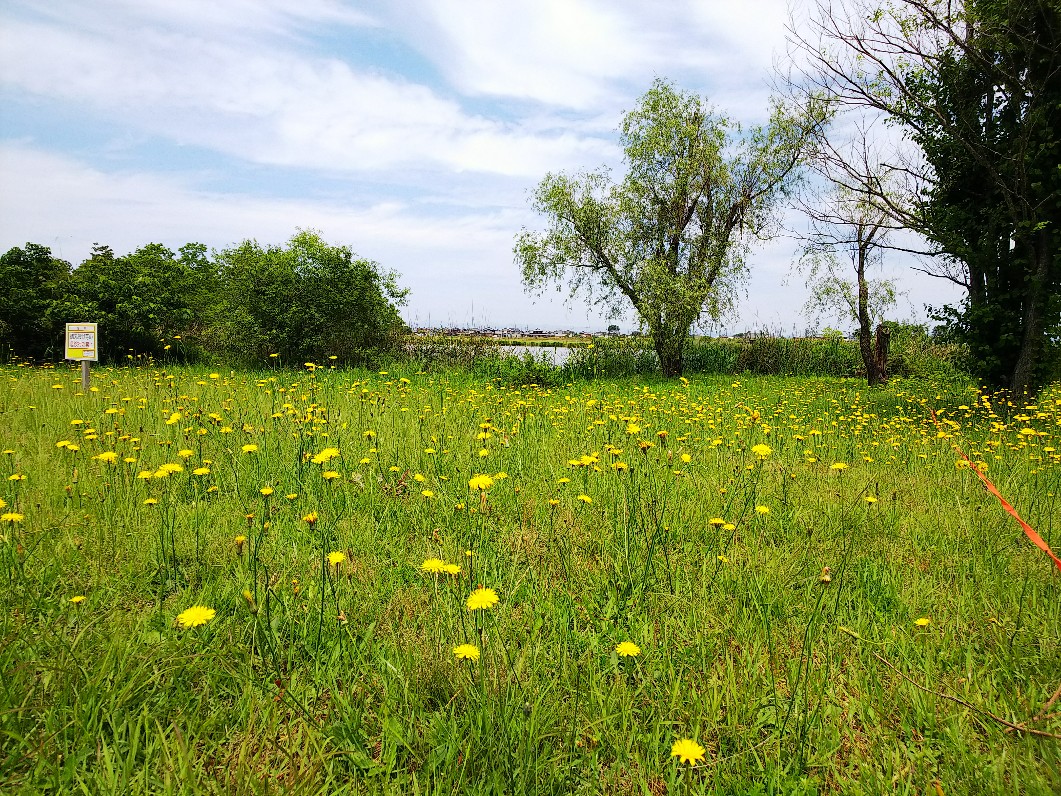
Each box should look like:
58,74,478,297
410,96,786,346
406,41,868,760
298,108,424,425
819,566,832,584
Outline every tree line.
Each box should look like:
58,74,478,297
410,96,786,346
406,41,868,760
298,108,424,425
0,230,408,364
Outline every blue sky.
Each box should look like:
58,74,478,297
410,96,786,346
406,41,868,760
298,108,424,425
0,0,960,333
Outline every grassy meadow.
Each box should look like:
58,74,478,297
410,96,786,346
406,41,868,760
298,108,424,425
1,362,1059,794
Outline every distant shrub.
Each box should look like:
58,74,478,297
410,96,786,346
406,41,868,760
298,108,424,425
684,336,861,377
403,335,498,370
562,336,657,379
401,327,970,383
885,323,967,379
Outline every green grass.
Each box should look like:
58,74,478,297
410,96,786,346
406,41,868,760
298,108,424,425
0,363,1058,794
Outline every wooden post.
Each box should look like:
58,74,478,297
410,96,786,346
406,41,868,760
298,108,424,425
81,360,90,391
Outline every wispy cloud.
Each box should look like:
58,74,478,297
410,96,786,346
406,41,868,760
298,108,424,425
0,5,614,177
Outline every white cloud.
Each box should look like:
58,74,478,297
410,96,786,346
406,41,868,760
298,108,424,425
408,0,653,108
392,0,790,115
8,0,379,46
0,10,614,177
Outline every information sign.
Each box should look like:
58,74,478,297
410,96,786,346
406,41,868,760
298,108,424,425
65,323,98,361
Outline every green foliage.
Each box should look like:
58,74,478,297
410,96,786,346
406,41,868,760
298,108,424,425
516,78,825,377
799,0,1061,393
886,322,968,380
209,230,407,365
403,335,501,371
563,336,659,379
57,242,212,361
0,243,73,360
910,0,1061,393
0,232,406,366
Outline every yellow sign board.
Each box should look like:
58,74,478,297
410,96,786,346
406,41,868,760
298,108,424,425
65,323,98,361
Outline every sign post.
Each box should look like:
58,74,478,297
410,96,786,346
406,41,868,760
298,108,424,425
65,323,98,390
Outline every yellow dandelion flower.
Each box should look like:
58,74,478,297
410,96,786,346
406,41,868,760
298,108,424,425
241,444,259,453
193,467,210,476
2,512,24,523
466,587,500,611
755,505,770,514
327,551,346,567
615,641,641,658
176,605,216,628
671,738,706,765
322,471,340,481
708,517,725,526
751,443,772,458
577,494,592,504
468,474,494,491
311,447,341,464
303,512,318,525
914,617,931,627
453,643,480,661
70,595,86,604
165,412,181,425
259,486,274,496
421,558,446,573
830,462,849,471
442,563,461,575
93,451,119,463
680,453,691,463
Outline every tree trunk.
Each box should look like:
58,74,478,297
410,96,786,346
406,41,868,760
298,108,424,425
874,324,891,382
1010,230,1051,399
651,323,687,378
855,241,883,386
858,324,881,385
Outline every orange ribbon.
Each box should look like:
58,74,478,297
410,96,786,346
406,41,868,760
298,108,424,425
931,409,1061,573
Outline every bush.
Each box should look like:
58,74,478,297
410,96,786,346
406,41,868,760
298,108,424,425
885,322,967,379
208,231,407,365
562,336,658,379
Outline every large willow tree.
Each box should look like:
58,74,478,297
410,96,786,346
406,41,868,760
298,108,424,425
515,79,824,376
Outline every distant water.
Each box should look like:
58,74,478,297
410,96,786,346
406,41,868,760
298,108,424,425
498,345,574,365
